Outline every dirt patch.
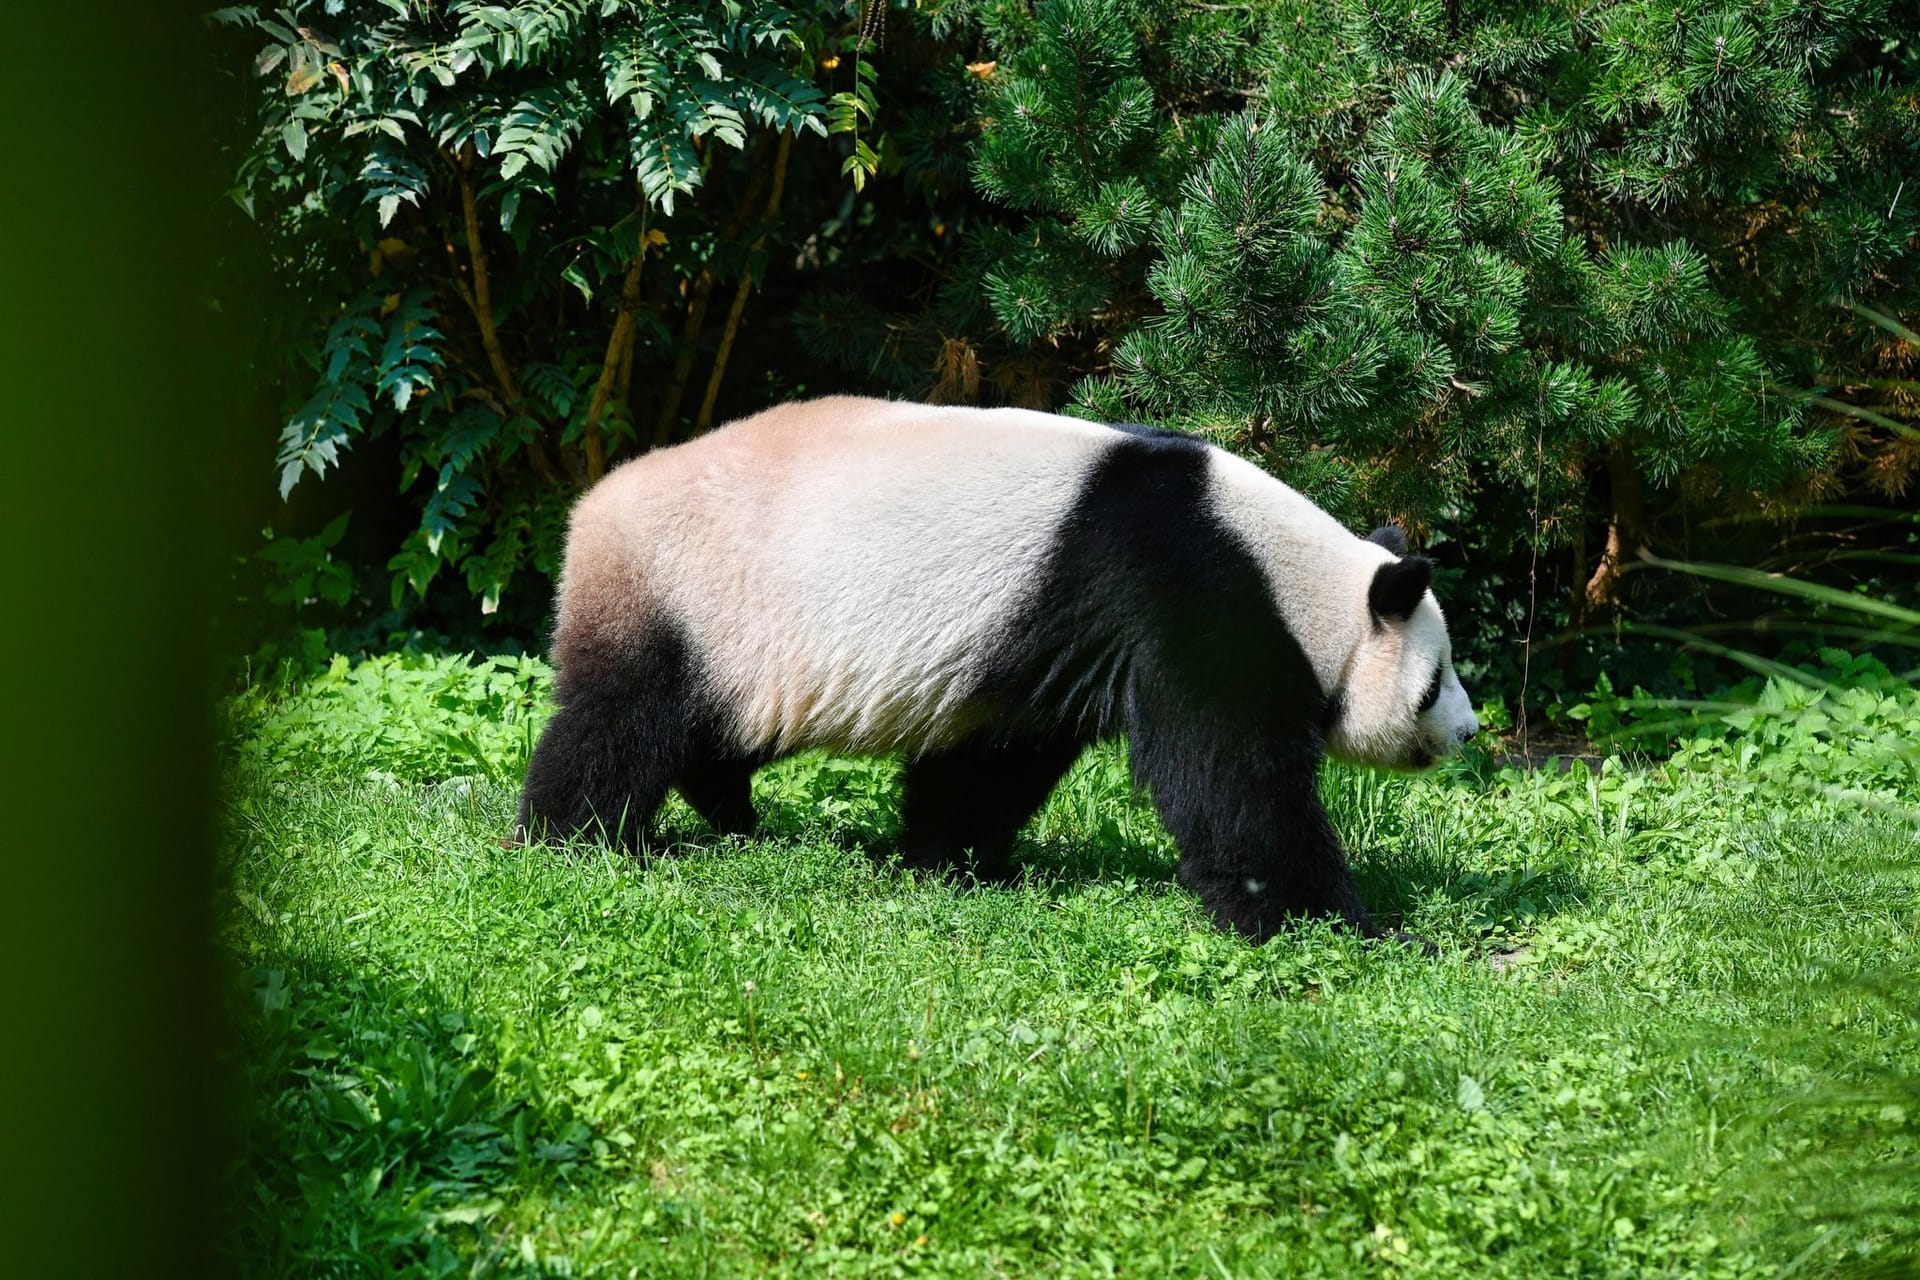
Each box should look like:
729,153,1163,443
1492,727,1604,773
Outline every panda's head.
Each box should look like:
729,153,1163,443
1323,526,1480,771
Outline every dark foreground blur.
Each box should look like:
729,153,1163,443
0,5,248,1276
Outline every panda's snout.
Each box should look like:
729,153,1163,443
1457,717,1480,745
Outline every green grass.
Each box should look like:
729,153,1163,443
220,659,1919,1277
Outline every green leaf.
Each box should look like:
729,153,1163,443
278,380,369,498
375,288,445,411
633,121,701,213
496,84,590,177
561,259,594,305
360,141,429,228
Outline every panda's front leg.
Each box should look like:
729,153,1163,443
1135,737,1379,942
1174,780,1379,943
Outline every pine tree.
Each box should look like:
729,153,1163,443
964,0,1919,624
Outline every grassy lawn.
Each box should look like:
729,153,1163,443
220,657,1918,1277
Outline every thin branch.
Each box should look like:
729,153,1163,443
583,196,649,483
1797,390,1920,441
653,278,719,447
440,220,480,317
696,128,794,433
443,144,563,487
653,133,777,447
447,149,519,402
616,317,637,403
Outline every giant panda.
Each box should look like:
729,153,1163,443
517,396,1480,942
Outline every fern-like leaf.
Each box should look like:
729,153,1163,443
495,83,590,178
376,288,445,411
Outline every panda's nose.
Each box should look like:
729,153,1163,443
1457,719,1479,745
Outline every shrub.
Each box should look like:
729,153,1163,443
230,652,553,784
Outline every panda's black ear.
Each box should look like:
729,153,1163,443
1369,555,1433,622
1366,525,1408,556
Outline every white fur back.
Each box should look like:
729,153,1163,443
561,397,1472,769
565,397,1112,754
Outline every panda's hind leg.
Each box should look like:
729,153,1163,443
675,750,761,838
897,737,1083,882
517,623,695,855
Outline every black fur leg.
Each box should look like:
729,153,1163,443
897,738,1084,881
517,623,695,854
676,754,760,837
1132,730,1376,943
518,704,674,853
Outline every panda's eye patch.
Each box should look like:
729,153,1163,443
1416,665,1443,713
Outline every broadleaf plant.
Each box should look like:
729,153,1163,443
223,0,881,623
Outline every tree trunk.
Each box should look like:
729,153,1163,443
582,201,648,484
695,129,794,434
652,133,777,447
1582,444,1648,617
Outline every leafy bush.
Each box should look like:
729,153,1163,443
1568,652,1920,816
1699,665,1920,803
230,651,553,784
216,0,905,624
